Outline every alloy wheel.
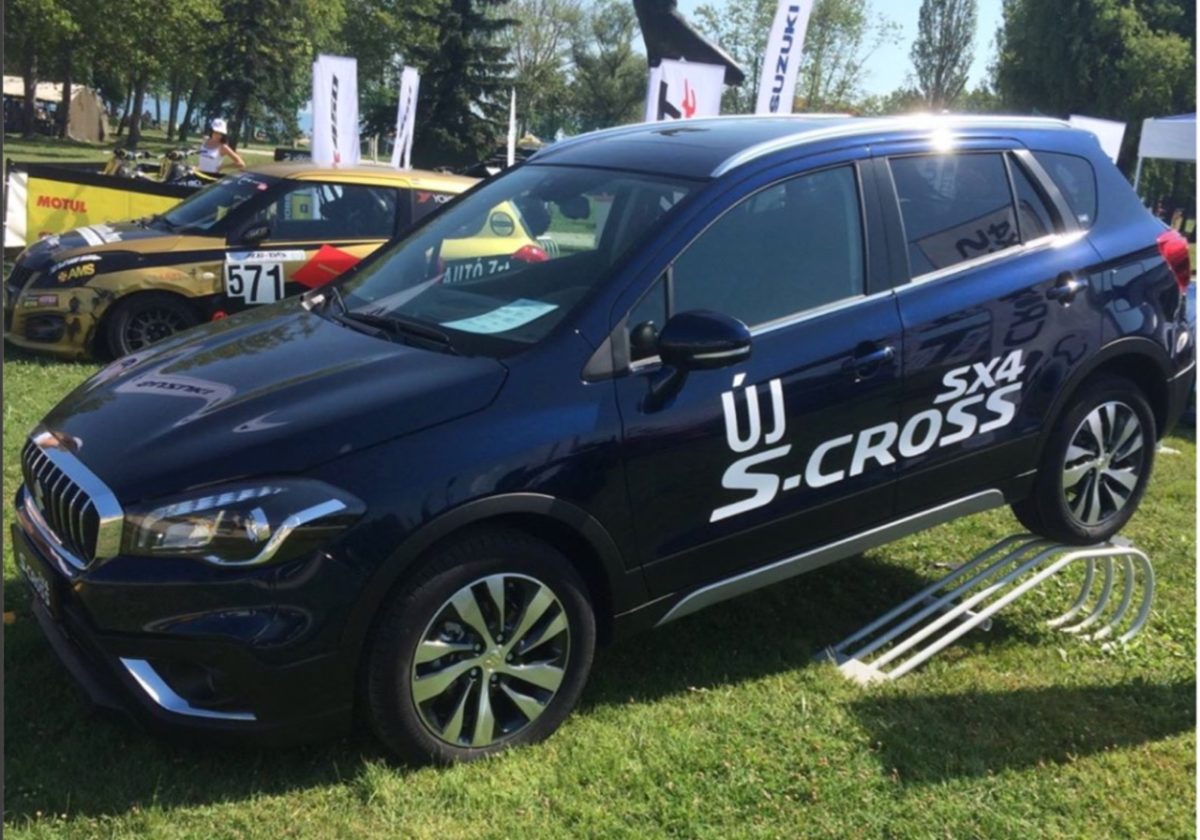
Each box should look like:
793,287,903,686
125,307,190,350
410,573,570,749
1061,400,1146,526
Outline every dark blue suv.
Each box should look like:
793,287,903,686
12,116,1194,763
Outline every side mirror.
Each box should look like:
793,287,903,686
657,310,752,370
645,310,751,411
236,221,271,246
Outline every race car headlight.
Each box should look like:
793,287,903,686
122,479,365,566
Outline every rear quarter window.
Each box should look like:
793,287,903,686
1032,151,1097,229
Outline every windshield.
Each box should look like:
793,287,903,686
340,165,698,354
161,173,279,233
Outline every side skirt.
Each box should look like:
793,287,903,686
653,489,1006,626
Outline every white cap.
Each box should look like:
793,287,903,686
211,118,228,135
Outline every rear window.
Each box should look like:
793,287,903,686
1032,151,1097,229
889,153,1020,275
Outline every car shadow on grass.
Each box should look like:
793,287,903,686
0,551,1116,822
581,550,1046,711
849,678,1195,783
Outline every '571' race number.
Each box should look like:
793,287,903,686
225,262,285,304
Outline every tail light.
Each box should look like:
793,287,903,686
512,244,549,264
1157,229,1192,293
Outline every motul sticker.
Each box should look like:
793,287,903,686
709,350,1027,523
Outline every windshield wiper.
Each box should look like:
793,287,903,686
308,287,456,353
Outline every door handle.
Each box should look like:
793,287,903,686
849,344,895,379
1046,273,1088,303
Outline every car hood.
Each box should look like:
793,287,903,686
40,303,508,503
18,221,216,285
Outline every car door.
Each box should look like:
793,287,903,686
877,142,1103,514
613,160,905,597
223,180,400,310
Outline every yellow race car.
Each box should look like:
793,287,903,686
4,164,488,360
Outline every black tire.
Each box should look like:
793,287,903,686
1012,376,1156,544
105,292,200,358
365,528,596,764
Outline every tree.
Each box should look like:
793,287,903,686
496,0,584,138
910,0,977,109
406,0,517,167
567,0,645,132
4,0,76,137
694,0,900,115
995,0,1195,171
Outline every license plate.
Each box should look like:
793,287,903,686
12,527,59,618
443,257,512,285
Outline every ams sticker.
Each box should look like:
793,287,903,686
709,350,1027,523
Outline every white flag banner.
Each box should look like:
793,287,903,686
506,88,517,168
312,54,360,166
755,0,815,114
1068,114,1126,163
391,66,420,169
644,59,724,123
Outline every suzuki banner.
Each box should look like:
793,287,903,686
312,54,360,167
755,0,814,114
390,66,420,169
644,59,724,123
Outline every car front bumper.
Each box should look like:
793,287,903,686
12,494,356,743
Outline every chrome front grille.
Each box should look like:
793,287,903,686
20,430,123,567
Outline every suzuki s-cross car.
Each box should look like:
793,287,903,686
3,165,485,359
12,116,1194,763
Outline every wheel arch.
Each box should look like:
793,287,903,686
347,494,642,658
91,288,202,358
1038,338,1172,459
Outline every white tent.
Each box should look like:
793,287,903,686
1133,113,1196,191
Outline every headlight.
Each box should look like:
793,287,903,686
122,479,365,566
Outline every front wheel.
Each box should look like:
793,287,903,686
365,529,596,764
1013,376,1155,544
105,292,199,358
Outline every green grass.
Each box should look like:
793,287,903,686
2,346,1195,839
3,129,279,170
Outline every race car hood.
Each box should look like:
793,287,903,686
39,302,508,503
18,221,218,286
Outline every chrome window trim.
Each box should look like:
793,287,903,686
29,428,124,561
120,658,257,722
712,115,1071,177
657,489,1006,625
901,230,1086,288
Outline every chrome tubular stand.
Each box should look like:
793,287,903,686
820,534,1154,685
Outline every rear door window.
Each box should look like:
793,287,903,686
250,182,399,241
889,153,1020,276
1032,151,1097,228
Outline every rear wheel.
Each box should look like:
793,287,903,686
365,529,596,764
105,292,199,357
1013,376,1155,544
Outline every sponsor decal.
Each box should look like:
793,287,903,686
709,350,1027,523
74,224,124,247
416,191,454,205
36,195,87,212
489,211,515,237
56,262,96,283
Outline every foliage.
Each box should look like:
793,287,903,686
994,0,1195,171
566,0,645,133
693,0,901,115
405,0,517,167
910,0,977,109
495,0,585,139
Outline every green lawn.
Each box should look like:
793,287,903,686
1,346,1195,839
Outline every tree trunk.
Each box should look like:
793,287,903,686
21,50,38,139
178,78,203,145
126,76,147,149
230,94,249,149
166,76,182,141
58,50,73,139
116,77,135,137
154,87,162,129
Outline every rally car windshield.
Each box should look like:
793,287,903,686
340,165,698,354
159,173,279,233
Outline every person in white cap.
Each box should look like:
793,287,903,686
198,118,246,175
